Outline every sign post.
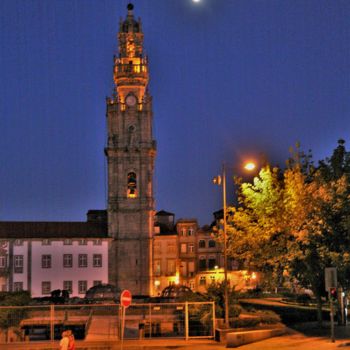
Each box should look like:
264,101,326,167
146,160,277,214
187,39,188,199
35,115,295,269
120,290,132,350
325,267,337,343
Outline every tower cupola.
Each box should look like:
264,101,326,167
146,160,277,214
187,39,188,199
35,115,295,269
114,3,148,105
120,4,141,33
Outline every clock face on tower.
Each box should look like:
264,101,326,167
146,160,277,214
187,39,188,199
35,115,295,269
125,95,137,107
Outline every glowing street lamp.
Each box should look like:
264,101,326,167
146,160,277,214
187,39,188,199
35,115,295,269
244,162,256,171
213,161,256,327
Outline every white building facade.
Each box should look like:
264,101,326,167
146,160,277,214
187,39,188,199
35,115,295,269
0,212,110,297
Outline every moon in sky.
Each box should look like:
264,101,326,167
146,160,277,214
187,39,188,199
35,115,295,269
192,0,201,2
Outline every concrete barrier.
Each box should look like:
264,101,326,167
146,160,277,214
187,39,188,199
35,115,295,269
226,327,286,348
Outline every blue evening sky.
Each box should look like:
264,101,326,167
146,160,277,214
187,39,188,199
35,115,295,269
0,0,349,225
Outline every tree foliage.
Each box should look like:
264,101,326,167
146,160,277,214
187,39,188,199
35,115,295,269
225,140,350,323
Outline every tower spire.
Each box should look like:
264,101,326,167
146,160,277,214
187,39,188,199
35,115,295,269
115,3,148,105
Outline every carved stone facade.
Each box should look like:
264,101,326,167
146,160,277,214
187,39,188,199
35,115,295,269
105,4,156,295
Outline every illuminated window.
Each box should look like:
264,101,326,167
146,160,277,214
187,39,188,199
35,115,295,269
180,243,187,253
154,260,161,276
167,244,176,253
127,172,137,198
167,259,176,274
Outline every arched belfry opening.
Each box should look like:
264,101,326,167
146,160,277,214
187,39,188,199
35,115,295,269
127,172,137,198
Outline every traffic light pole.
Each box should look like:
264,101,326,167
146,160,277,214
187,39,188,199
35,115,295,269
329,290,335,343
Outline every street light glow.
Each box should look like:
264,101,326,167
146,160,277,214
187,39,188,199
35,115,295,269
244,162,256,171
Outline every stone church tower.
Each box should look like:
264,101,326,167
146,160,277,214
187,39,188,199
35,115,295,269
105,4,156,295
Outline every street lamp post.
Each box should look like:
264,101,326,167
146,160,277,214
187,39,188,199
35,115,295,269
213,164,229,326
222,163,229,327
214,161,256,328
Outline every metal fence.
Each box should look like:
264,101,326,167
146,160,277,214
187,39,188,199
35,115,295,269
0,301,215,344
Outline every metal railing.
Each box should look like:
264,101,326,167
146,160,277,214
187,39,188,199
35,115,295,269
0,301,215,344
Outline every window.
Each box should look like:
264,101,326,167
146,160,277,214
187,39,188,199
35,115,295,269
199,257,206,271
63,239,72,245
167,244,176,253
42,281,51,294
79,239,87,245
93,254,102,267
14,239,23,246
154,242,161,254
188,228,194,236
41,255,52,269
188,261,195,273
210,275,216,283
167,259,176,275
42,239,51,246
14,282,23,291
78,254,88,268
199,276,206,285
78,280,87,294
180,228,186,236
93,280,102,286
63,254,73,268
14,255,23,273
199,240,206,248
188,243,194,253
208,257,216,270
93,239,102,245
63,281,72,293
127,172,137,198
0,255,7,268
154,260,161,276
180,243,187,254
208,240,216,248
189,280,195,290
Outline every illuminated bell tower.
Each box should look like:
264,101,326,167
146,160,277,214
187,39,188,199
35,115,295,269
105,3,156,295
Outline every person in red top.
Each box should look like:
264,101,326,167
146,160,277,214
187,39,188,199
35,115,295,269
65,330,75,350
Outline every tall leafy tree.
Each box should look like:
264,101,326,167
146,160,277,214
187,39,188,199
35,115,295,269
225,140,350,324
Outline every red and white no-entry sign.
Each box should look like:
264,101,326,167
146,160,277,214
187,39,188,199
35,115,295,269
120,289,132,308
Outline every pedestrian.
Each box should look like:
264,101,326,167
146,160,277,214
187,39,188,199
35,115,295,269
59,330,69,350
66,329,76,350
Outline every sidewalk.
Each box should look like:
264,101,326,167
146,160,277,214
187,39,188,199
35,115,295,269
2,324,350,350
